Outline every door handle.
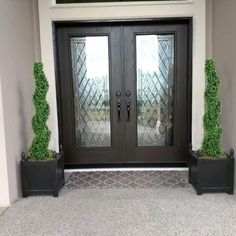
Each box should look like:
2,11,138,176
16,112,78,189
117,100,122,120
116,91,122,121
126,99,131,120
125,90,131,121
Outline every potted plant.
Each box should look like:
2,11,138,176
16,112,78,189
189,58,234,195
21,62,64,197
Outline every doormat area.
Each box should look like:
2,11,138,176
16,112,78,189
64,171,190,189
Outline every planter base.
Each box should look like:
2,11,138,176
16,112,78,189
21,152,64,197
189,151,234,195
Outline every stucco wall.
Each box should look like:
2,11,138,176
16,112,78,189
206,0,212,57
0,74,9,206
0,0,40,206
212,0,236,185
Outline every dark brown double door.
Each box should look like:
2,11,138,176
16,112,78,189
56,20,190,166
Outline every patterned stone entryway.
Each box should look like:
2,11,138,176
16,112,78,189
64,171,190,189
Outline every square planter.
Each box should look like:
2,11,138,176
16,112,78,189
21,152,65,197
189,150,234,195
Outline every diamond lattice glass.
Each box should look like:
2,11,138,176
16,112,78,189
136,35,174,146
70,36,111,147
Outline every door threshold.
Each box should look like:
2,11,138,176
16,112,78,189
65,167,188,172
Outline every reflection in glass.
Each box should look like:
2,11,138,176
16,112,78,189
70,36,111,147
136,35,174,146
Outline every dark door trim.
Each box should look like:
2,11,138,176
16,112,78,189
53,17,192,168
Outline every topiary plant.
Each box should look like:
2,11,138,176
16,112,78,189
200,58,223,158
29,62,53,160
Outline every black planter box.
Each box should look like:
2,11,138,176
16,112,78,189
189,150,234,195
21,152,65,197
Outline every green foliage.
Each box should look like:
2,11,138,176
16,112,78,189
201,58,223,158
29,63,53,160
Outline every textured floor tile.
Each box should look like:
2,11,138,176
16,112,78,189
64,172,71,182
64,170,189,189
0,208,6,216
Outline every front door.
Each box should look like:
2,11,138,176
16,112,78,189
55,20,190,166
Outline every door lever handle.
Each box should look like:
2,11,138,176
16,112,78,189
126,99,131,120
117,100,122,120
116,91,122,121
125,90,131,121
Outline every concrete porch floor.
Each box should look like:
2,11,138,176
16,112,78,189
0,187,236,236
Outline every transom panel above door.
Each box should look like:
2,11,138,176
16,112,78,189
55,20,191,166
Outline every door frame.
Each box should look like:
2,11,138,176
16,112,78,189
53,18,192,168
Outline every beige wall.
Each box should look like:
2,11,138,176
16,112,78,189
0,74,9,206
212,0,236,184
0,0,40,206
206,0,212,57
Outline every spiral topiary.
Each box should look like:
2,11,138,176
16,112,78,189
200,58,223,158
29,62,53,160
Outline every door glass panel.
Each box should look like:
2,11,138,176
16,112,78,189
70,36,111,147
136,35,174,147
